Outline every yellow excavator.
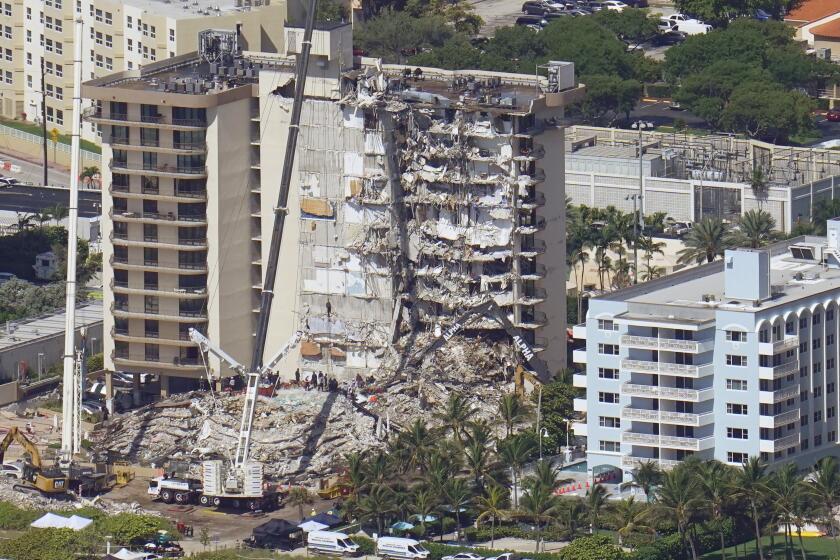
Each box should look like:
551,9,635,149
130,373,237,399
0,427,68,496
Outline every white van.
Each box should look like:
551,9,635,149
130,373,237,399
307,531,359,556
376,537,430,559
673,19,712,34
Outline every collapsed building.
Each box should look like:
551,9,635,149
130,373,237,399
83,21,584,402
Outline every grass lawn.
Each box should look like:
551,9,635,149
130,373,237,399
701,536,839,560
0,117,102,154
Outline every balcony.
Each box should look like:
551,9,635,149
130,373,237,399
573,373,587,388
517,216,546,235
621,358,714,378
109,255,208,274
621,334,714,354
110,234,208,251
518,288,547,305
519,191,546,209
572,348,587,364
520,263,547,279
758,336,799,355
759,433,800,454
86,108,206,130
759,409,799,429
621,382,714,402
573,397,587,413
111,280,208,299
759,385,800,404
572,323,587,340
518,169,545,185
514,143,546,161
112,303,208,322
519,238,546,256
110,209,207,226
516,311,547,329
108,159,207,178
621,406,714,427
111,352,204,371
571,421,587,437
108,184,207,203
622,431,715,451
758,360,799,380
622,456,682,470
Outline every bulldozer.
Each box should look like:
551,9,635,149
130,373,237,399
0,427,68,496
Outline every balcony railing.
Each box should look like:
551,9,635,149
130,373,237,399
171,118,206,127
107,135,129,144
622,456,682,470
622,432,714,451
621,334,714,353
621,406,714,426
759,385,800,404
173,141,207,151
141,114,165,124
761,409,799,427
622,382,713,402
758,360,799,380
175,189,207,199
760,433,800,453
622,358,714,378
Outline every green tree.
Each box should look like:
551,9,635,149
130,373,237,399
532,381,575,453
86,352,104,372
443,478,473,536
585,483,610,534
199,526,211,549
576,74,643,125
812,199,840,234
719,81,813,143
435,392,475,445
498,393,529,438
475,485,509,548
653,466,706,560
397,418,436,473
733,208,776,248
98,513,173,545
620,460,662,502
287,487,315,521
807,457,840,555
677,217,731,265
355,11,457,62
594,8,659,45
358,484,397,536
694,460,734,560
610,496,652,546
411,488,439,536
519,482,559,552
556,533,627,560
498,433,535,508
315,0,347,21
731,457,771,560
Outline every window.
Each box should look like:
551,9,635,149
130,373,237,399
127,38,133,52
830,309,835,321
26,74,31,88
95,54,103,68
55,64,62,78
25,29,30,42
801,390,808,402
599,417,621,428
815,386,823,398
104,11,111,24
599,441,620,453
45,15,53,30
815,434,823,447
169,51,174,58
814,410,823,422
814,313,822,325
800,317,808,328
3,25,10,39
127,15,132,29
727,403,748,415
727,355,747,366
598,319,618,331
801,415,808,426
829,334,835,346
831,431,837,442
55,109,63,126
727,379,747,391
4,48,11,62
45,38,53,52
759,329,770,343
829,407,835,419
88,3,93,16
55,41,62,54
149,50,156,61
54,19,62,32
95,31,103,45
727,452,748,464
26,6,30,19
726,330,746,342
598,392,619,404
813,338,821,350
598,368,618,379
829,382,835,394
75,0,80,13
105,57,113,70
800,342,808,354
55,87,62,101
149,25,156,38
105,34,112,48
3,70,10,85
727,427,749,439
142,22,148,36
598,344,619,355
169,28,175,41
95,8,102,21
801,366,808,378
2,1,8,15
802,439,809,450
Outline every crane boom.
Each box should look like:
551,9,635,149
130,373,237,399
188,328,247,376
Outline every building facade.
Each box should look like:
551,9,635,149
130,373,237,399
575,228,840,476
0,0,285,141
84,24,582,396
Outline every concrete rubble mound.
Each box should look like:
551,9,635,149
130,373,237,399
91,335,520,481
0,477,147,515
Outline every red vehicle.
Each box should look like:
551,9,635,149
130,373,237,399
827,109,840,122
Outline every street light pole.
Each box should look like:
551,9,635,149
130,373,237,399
630,120,653,284
40,57,48,187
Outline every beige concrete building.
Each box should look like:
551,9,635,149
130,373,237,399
0,0,285,142
84,23,583,395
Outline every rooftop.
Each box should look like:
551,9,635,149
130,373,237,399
0,301,103,351
599,236,840,313
784,0,840,24
121,0,274,20
811,17,840,38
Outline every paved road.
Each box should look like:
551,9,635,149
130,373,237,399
0,150,72,188
0,184,101,217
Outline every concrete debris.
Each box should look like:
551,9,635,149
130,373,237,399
0,477,148,516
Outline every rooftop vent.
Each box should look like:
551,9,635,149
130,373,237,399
724,249,770,302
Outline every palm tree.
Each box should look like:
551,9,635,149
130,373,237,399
498,435,534,508
411,488,439,538
443,478,472,536
641,264,665,281
520,483,559,552
33,210,52,227
808,456,840,555
475,485,509,548
366,451,390,487
585,483,610,534
435,392,475,445
525,459,569,495
772,463,807,560
653,466,706,560
644,211,668,233
15,212,35,230
611,258,632,289
464,436,495,490
734,208,776,248
620,460,662,502
638,234,665,274
732,456,771,560
609,496,652,546
695,460,733,560
398,418,436,473
813,198,840,234
498,393,529,438
358,484,397,536
287,486,315,521
677,217,731,264
46,203,68,224
557,497,586,539
344,451,367,498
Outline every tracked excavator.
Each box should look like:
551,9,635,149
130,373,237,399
0,427,68,496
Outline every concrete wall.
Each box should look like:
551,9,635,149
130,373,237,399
0,324,103,382
0,381,20,407
0,125,101,171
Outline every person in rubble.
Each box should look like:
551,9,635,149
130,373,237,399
318,371,325,391
294,368,300,385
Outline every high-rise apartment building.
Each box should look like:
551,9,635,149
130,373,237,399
83,23,583,398
0,0,284,141
574,226,840,476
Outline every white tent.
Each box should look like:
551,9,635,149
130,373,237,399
30,512,93,531
298,520,329,532
109,549,148,560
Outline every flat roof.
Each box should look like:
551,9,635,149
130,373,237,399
599,236,840,313
0,301,103,351
122,0,270,20
567,143,660,161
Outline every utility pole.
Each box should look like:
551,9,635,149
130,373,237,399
630,120,652,284
40,57,48,187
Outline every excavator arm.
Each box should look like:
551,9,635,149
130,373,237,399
0,427,42,469
407,299,549,380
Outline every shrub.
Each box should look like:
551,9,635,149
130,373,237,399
353,535,375,555
557,535,626,560
0,502,42,530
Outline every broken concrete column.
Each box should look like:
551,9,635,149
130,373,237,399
105,370,114,414
159,374,170,398
132,372,141,406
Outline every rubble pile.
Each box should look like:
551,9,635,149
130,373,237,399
92,388,380,481
0,477,146,515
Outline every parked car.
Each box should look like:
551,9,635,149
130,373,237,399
515,14,548,27
0,272,17,285
579,1,605,10
666,221,693,237
651,30,687,46
544,11,572,20
623,0,648,6
1,462,25,479
603,0,628,10
753,8,770,20
674,19,713,34
442,554,485,560
661,13,692,23
0,177,20,187
521,1,545,14
827,109,840,122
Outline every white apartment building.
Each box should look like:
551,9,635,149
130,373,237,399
574,224,840,477
0,0,285,141
83,23,583,397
